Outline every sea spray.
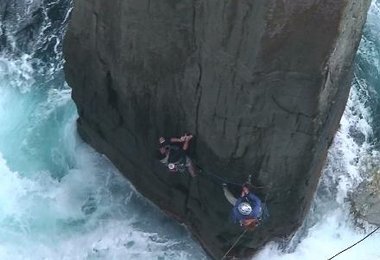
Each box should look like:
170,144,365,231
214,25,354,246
0,1,207,259
257,1,380,259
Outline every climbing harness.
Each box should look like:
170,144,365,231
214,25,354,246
220,202,265,259
159,143,188,173
221,229,248,259
327,226,380,260
156,136,271,259
167,161,186,173
192,162,271,226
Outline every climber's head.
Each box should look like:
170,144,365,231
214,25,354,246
242,183,251,195
159,137,170,148
159,137,166,146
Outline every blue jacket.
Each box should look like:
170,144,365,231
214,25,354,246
232,192,262,223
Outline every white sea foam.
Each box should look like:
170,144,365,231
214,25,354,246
0,85,207,259
0,55,35,93
257,84,380,260
1,0,380,259
256,1,380,259
0,2,207,255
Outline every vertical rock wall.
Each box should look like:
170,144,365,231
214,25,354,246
64,0,371,258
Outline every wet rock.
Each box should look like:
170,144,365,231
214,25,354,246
81,196,97,216
349,125,366,146
64,0,371,258
352,172,380,226
0,0,44,52
124,241,135,249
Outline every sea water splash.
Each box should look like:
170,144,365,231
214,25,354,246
257,1,380,259
0,1,207,259
1,0,380,259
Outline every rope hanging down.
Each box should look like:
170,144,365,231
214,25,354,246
327,226,380,260
221,229,248,259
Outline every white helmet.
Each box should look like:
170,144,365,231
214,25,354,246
238,202,252,216
168,163,176,170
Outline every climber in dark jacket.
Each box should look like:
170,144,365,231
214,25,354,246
157,133,196,177
224,183,262,229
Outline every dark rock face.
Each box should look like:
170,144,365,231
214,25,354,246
64,0,371,258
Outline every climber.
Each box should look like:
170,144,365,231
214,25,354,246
157,133,197,177
223,183,262,229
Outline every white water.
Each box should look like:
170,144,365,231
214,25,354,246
1,0,380,259
0,60,207,260
257,1,380,259
0,2,207,259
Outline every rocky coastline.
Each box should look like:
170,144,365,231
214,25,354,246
64,1,371,258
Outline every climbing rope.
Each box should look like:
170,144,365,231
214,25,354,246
200,169,244,187
327,226,380,260
194,162,267,189
221,229,248,259
192,162,241,186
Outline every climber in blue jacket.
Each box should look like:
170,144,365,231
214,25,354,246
224,183,262,229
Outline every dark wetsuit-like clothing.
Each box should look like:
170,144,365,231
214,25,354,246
167,145,186,164
159,139,187,163
158,139,187,166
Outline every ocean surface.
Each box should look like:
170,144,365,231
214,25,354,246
0,0,379,259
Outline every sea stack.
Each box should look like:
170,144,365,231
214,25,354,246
64,0,371,258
